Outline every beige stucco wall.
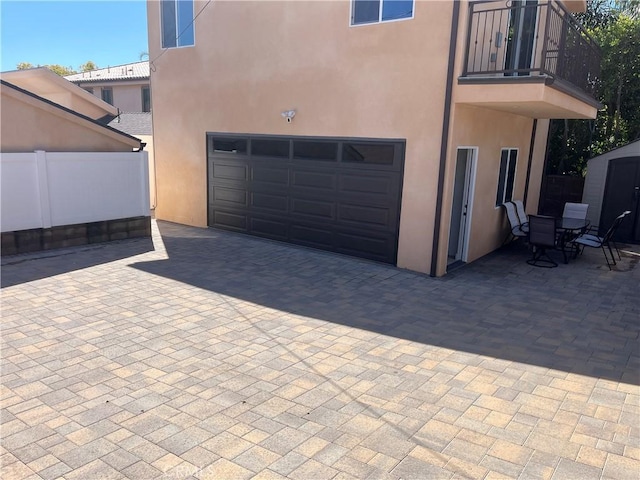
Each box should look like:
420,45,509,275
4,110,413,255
78,81,149,112
1,85,140,153
431,1,554,275
112,84,146,112
436,105,550,275
456,83,598,119
137,134,156,208
1,68,117,120
526,118,551,217
147,0,594,275
148,0,454,273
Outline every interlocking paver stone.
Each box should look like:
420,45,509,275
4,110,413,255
1,220,639,479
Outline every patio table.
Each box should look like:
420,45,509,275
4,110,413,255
556,217,590,264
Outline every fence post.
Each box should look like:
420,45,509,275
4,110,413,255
35,150,52,229
140,150,151,213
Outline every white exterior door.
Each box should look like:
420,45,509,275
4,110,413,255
448,148,477,266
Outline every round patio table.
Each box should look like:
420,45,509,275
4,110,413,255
557,217,590,264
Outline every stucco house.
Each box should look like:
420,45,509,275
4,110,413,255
147,0,600,276
1,67,140,152
0,68,150,254
64,61,151,113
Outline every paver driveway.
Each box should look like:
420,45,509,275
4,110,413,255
1,220,639,480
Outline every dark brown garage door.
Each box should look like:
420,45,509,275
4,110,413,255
207,134,405,264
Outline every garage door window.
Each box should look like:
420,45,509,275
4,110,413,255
293,141,338,162
210,137,248,154
252,139,290,158
343,143,395,165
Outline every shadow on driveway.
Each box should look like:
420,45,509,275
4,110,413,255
1,237,154,288
130,222,639,385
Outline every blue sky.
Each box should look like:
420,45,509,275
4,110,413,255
1,0,149,72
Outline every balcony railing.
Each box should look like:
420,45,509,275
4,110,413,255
462,0,601,99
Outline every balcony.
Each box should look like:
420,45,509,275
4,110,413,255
457,0,602,119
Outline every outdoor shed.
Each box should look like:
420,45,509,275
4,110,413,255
582,140,640,243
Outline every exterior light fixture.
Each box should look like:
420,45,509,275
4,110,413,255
281,110,296,123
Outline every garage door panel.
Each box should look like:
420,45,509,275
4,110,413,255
251,166,289,185
208,134,404,264
339,172,399,196
335,191,399,209
290,198,335,220
213,186,248,206
290,224,333,248
291,170,336,191
213,163,249,181
251,217,288,240
213,210,247,231
336,231,394,259
251,192,288,213
338,203,390,228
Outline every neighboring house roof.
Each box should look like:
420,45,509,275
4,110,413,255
1,67,118,119
1,79,141,148
65,61,150,83
109,112,153,136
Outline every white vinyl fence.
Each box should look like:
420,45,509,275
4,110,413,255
1,150,150,233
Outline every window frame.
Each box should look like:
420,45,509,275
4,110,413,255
350,0,415,27
161,0,195,49
101,87,113,105
495,148,518,207
141,86,151,112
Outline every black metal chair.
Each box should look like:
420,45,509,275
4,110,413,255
571,211,629,270
526,215,558,268
611,210,632,260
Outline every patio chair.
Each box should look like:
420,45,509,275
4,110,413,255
502,201,528,244
613,210,633,258
557,203,589,255
562,202,589,220
526,215,558,268
571,211,628,270
513,200,529,231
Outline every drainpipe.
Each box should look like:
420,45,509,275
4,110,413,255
523,119,538,208
430,0,461,277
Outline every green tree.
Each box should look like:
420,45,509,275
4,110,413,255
46,64,77,76
15,62,77,75
546,1,640,175
593,14,640,145
79,61,98,72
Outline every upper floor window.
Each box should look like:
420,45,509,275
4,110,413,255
141,86,151,112
496,148,518,207
351,0,414,26
101,87,113,105
161,0,194,48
